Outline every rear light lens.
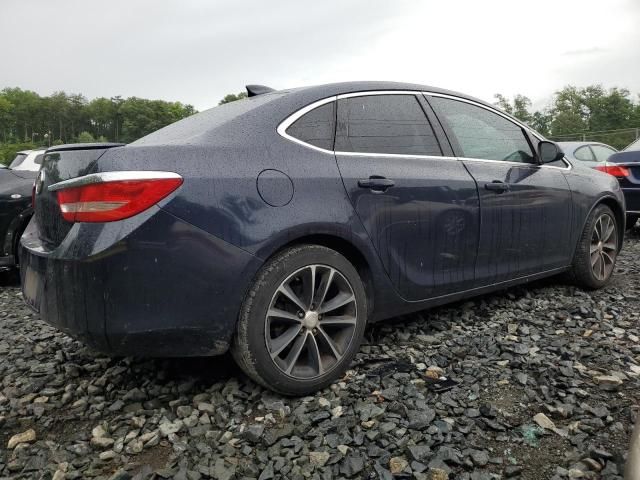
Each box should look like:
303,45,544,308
52,172,183,223
595,165,630,178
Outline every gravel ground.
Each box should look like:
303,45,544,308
1,233,639,480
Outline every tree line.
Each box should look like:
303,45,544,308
495,85,640,149
1,84,639,164
0,88,197,163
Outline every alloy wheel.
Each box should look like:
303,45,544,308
265,264,358,380
590,213,617,281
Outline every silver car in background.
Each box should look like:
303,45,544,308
558,141,618,168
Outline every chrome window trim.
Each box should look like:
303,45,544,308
48,171,182,192
276,95,337,155
424,92,572,171
337,152,456,161
276,89,571,170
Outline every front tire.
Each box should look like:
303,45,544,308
231,245,367,396
570,204,619,289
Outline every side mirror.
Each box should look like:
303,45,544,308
538,141,565,164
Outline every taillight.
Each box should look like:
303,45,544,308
50,172,183,223
595,164,630,178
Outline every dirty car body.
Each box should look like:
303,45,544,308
20,82,625,392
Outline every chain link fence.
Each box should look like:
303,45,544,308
550,128,640,150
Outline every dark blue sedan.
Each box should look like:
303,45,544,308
20,82,625,395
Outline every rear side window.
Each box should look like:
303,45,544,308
430,97,534,163
591,145,616,162
627,138,640,151
335,95,441,156
9,154,27,169
285,102,336,151
574,146,595,162
34,154,44,165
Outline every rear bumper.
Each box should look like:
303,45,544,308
20,207,261,356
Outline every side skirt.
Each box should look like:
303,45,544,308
371,266,570,322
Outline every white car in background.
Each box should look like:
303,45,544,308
8,149,46,172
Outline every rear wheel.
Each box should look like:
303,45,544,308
570,204,619,289
231,245,367,395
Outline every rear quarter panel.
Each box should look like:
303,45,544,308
95,102,403,321
562,162,626,251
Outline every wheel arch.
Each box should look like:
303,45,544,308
596,196,625,251
266,233,377,317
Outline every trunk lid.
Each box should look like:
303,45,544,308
35,143,124,248
608,150,640,186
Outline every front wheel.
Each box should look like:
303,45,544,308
231,245,367,396
570,204,619,289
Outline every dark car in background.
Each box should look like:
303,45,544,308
20,82,625,395
607,138,640,228
0,149,45,268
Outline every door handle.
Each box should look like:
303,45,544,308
358,176,395,192
484,181,510,193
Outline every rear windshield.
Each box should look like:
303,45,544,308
9,153,27,169
132,92,287,146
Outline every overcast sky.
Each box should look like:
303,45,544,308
1,0,639,111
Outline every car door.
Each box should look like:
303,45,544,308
427,95,573,285
334,92,479,301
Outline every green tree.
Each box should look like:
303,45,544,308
0,96,14,142
530,110,553,136
119,97,196,142
550,86,588,136
77,131,95,143
493,94,533,123
219,92,247,105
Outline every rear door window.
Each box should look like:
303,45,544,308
574,146,595,162
429,97,534,163
335,94,441,156
591,145,616,162
285,102,336,151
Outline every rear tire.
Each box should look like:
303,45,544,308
231,245,367,396
570,204,619,289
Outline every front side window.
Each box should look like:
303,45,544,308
285,102,336,151
430,97,534,163
335,94,441,156
574,146,595,162
591,145,616,162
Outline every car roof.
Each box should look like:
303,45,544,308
277,80,499,111
135,81,533,147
